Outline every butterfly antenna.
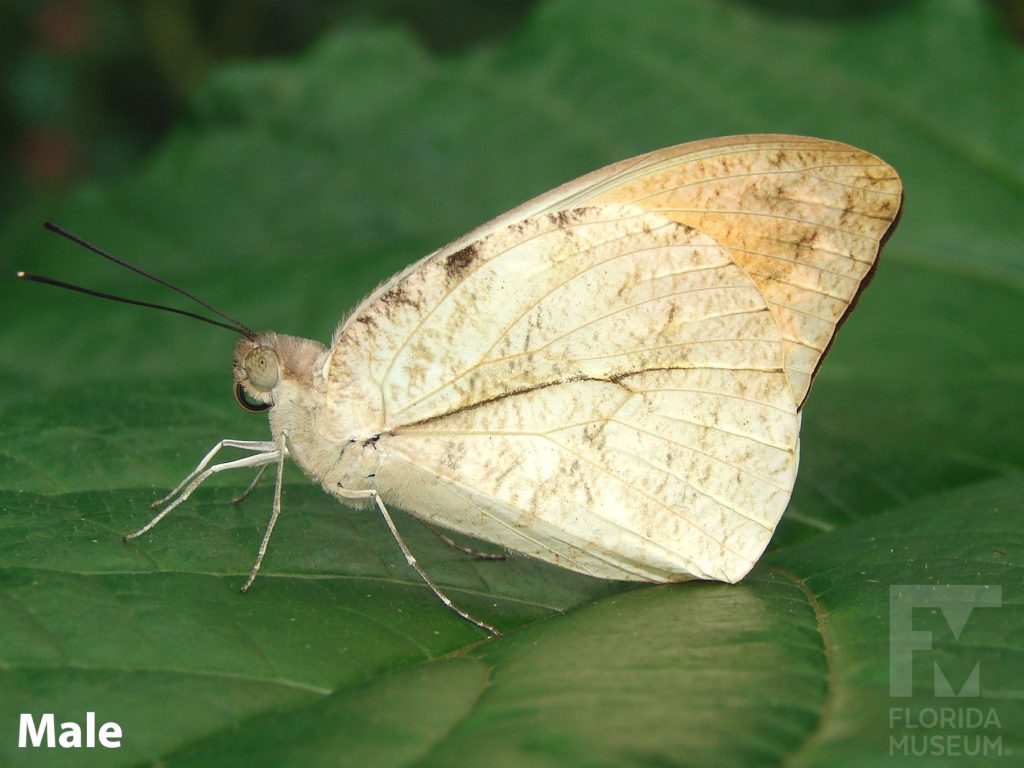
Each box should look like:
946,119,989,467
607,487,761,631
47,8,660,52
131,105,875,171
17,222,256,338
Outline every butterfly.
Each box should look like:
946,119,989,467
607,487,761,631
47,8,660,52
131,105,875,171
30,134,903,636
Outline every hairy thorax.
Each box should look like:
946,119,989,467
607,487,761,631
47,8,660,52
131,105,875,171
235,332,384,497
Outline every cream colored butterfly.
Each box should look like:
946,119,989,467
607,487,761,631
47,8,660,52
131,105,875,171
30,134,903,636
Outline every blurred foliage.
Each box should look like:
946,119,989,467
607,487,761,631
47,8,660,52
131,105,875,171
0,0,538,215
2,0,1022,221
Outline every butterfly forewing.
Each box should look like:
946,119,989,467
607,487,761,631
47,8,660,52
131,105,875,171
327,135,902,583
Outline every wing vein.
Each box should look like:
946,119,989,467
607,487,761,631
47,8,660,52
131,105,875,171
473,238,722,364
379,212,646,387
606,418,793,490
389,237,745,420
611,444,776,531
652,207,880,240
631,412,791,452
382,215,678,406
569,333,775,364
627,163,898,205
542,434,758,562
726,244,873,278
745,271,850,302
579,147,882,196
643,385,796,416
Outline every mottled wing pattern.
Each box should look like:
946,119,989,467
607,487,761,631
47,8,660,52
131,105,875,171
332,206,799,581
455,135,901,405
327,135,902,582
551,136,902,403
380,366,799,583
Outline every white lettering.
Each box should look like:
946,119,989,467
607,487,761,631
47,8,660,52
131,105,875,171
889,706,1002,729
98,722,122,748
19,713,54,748
58,722,81,749
890,732,1004,757
17,713,122,749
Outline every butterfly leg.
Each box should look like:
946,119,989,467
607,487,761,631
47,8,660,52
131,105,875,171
239,437,287,593
229,464,269,505
126,440,284,541
339,487,502,637
149,439,279,508
425,524,506,561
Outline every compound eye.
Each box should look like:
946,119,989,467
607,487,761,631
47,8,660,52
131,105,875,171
245,347,280,391
234,381,270,413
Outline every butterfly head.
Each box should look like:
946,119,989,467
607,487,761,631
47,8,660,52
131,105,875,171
232,332,327,415
233,334,279,412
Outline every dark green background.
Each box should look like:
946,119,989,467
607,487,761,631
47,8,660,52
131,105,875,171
1,1,1022,766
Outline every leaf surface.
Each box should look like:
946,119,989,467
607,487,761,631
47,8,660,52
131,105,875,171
1,1,1021,765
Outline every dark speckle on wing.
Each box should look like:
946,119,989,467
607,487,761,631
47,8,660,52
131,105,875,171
445,245,477,279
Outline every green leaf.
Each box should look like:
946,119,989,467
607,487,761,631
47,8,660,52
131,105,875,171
1,1,1021,765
